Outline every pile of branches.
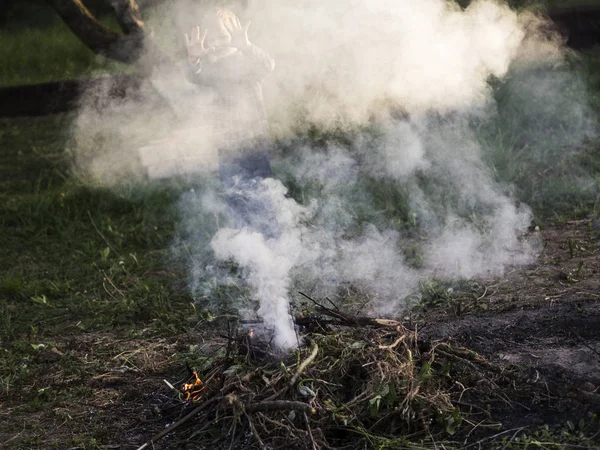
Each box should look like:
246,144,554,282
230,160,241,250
137,306,509,450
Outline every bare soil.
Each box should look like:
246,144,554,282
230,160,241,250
421,219,600,431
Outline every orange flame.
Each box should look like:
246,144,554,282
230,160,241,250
182,371,204,401
249,328,254,338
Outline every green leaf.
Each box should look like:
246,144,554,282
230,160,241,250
369,395,382,417
419,362,433,382
386,382,398,406
30,295,51,307
349,341,366,349
445,408,463,435
223,365,243,377
298,384,316,397
377,383,390,397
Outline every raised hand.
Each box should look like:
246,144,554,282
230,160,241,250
221,14,251,50
185,26,215,61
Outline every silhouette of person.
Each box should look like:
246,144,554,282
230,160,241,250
184,7,277,236
184,8,274,183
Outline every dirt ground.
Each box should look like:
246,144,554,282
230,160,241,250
1,219,599,449
421,219,600,431
424,219,600,383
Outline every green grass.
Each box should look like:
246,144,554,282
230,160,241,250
480,54,600,220
0,90,596,450
1,3,600,447
0,2,189,87
0,115,201,341
0,13,129,87
0,117,223,436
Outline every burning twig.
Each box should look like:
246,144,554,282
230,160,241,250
182,370,204,401
144,295,538,449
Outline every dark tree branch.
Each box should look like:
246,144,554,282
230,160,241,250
45,0,145,63
106,0,146,35
45,0,171,68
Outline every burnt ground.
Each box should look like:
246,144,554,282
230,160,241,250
424,219,600,385
1,219,600,449
420,219,600,433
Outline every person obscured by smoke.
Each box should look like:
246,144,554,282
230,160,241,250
184,6,277,237
181,7,302,347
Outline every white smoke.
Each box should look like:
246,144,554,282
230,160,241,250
68,0,596,348
210,178,312,348
248,0,548,128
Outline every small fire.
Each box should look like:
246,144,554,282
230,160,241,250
249,328,254,338
182,370,204,401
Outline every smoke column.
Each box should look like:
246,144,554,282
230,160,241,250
70,0,596,349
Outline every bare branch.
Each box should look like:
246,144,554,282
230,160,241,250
46,0,145,64
106,0,145,35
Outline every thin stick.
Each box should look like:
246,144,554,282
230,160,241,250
476,285,488,302
163,379,180,394
290,341,319,386
182,241,198,266
316,307,403,329
102,270,125,298
226,320,233,359
102,280,116,299
303,412,318,450
244,410,266,450
453,400,492,420
299,292,335,313
228,415,237,450
2,421,26,446
266,341,319,400
378,335,406,351
568,325,600,359
324,297,340,311
434,349,480,372
135,396,223,450
246,401,316,415
87,210,119,257
463,427,527,449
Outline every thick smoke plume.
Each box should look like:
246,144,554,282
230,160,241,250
71,0,596,348
249,0,551,126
